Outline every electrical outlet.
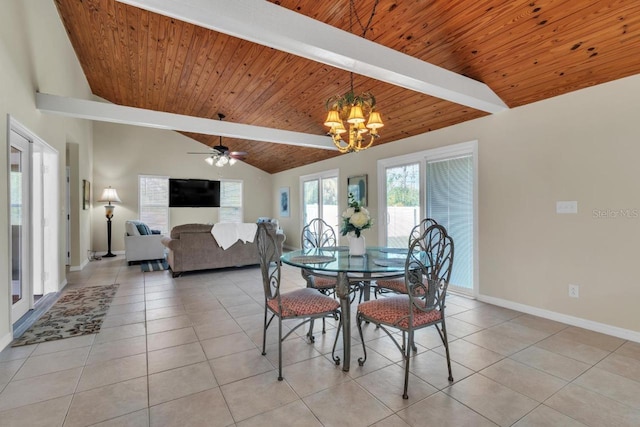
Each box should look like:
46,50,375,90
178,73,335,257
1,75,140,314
568,284,580,298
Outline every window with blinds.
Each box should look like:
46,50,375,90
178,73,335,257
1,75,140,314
219,180,243,223
138,175,169,234
426,154,473,291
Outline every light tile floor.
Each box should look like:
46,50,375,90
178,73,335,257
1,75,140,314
1,256,639,426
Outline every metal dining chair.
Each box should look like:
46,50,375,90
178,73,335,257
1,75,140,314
300,218,340,297
301,218,366,337
257,223,342,381
356,224,454,399
374,218,440,296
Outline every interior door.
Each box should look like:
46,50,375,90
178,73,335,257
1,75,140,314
10,130,31,322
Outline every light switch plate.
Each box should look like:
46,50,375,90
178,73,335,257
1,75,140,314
556,201,578,214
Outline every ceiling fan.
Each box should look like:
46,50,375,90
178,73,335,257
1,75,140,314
188,113,248,167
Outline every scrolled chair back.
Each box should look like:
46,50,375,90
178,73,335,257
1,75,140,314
405,223,454,312
301,218,337,250
257,222,282,302
408,218,438,244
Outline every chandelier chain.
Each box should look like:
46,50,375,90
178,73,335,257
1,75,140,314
349,0,379,93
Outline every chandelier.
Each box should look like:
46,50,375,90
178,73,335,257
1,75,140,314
324,87,383,153
323,0,383,154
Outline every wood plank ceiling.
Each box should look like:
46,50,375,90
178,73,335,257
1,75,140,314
54,0,640,174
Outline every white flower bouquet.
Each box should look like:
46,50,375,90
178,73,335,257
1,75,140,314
340,193,373,238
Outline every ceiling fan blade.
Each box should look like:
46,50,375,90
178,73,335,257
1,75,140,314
187,151,215,154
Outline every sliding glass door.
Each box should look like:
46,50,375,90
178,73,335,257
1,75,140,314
426,154,474,294
10,131,30,321
9,119,60,324
378,141,477,296
383,163,421,248
301,170,339,234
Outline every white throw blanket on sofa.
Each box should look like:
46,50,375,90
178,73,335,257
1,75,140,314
211,223,258,250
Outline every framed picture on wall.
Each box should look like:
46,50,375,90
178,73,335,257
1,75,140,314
347,174,367,207
279,187,290,217
83,180,90,210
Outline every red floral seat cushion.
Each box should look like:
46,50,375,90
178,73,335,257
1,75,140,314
358,295,441,329
267,288,340,318
312,276,337,290
375,278,425,296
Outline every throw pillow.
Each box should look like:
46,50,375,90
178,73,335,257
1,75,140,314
136,223,152,235
125,221,140,236
151,229,161,235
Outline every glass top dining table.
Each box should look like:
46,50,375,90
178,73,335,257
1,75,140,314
281,246,408,371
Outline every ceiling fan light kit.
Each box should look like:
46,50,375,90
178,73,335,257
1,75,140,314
190,113,247,167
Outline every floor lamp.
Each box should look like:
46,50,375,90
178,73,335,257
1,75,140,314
97,186,121,258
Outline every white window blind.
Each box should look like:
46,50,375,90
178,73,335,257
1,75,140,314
427,155,473,291
219,180,243,223
138,175,169,234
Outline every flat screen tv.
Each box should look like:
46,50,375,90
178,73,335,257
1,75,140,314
169,179,220,207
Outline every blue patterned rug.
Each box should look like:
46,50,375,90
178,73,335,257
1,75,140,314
141,259,169,272
11,284,119,347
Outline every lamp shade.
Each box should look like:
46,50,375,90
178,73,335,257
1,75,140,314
366,111,384,129
97,186,121,204
324,110,343,127
346,105,365,124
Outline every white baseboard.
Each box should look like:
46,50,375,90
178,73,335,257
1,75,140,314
0,331,14,351
70,251,126,271
478,294,640,344
69,257,89,271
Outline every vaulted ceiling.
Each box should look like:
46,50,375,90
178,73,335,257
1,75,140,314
53,0,640,173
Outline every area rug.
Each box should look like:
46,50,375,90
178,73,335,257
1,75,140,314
141,259,170,272
11,284,119,347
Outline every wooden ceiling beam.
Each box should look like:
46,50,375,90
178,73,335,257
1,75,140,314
115,0,508,114
35,92,336,150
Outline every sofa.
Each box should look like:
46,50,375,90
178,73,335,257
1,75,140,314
124,220,165,264
161,222,285,277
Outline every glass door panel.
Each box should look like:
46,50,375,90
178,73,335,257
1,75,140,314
10,133,30,321
384,163,420,247
426,155,474,293
322,177,338,230
301,171,339,242
302,179,319,228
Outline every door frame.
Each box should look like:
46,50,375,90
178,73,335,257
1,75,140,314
377,140,479,297
8,119,32,322
7,115,60,325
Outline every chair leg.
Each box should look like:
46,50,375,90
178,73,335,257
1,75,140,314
277,316,283,381
403,330,413,399
307,319,316,343
331,313,342,365
439,322,454,382
356,313,368,367
261,306,268,356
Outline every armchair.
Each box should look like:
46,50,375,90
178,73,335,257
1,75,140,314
124,220,165,265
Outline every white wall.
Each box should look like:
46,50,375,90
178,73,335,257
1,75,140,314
92,122,273,252
0,0,94,344
2,0,638,346
273,74,640,336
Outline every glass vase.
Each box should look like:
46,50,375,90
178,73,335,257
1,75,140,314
348,234,366,256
